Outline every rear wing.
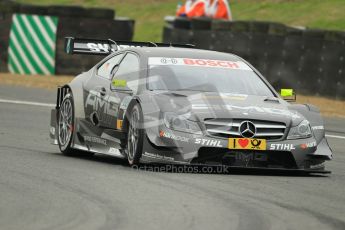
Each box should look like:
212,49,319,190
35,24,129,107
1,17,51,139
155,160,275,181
64,37,194,55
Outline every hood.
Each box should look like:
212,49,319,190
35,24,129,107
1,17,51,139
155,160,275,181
151,91,305,126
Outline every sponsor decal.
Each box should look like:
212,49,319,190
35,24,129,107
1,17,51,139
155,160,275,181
84,135,107,146
224,152,268,162
148,57,253,71
312,126,324,130
309,162,325,169
300,141,317,149
87,43,117,53
195,138,223,147
160,58,178,64
117,119,123,130
85,90,120,125
159,131,189,142
143,152,175,161
119,96,132,110
107,147,124,158
86,43,142,53
109,147,118,154
269,143,296,151
228,138,266,150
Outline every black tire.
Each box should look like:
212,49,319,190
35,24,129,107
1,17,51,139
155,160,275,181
57,94,94,157
126,103,144,166
57,94,74,155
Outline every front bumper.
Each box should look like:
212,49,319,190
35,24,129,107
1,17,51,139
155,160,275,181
141,127,332,172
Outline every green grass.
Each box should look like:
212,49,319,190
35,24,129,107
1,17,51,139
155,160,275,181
17,0,345,42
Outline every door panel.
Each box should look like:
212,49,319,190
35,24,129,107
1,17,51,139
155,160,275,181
84,77,113,127
107,52,141,129
83,53,125,128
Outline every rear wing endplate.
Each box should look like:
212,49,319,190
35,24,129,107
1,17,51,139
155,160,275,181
64,37,194,55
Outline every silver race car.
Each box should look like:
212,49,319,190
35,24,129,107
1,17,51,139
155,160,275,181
50,37,332,173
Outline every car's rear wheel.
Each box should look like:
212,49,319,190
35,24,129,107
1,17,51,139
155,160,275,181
126,103,144,166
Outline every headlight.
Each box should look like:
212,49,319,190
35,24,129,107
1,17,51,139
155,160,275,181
287,119,312,140
163,112,202,134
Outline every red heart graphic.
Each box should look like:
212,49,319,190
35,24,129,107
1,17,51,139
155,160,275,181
238,139,249,148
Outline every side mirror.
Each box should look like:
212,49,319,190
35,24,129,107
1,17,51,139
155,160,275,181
112,79,127,87
111,79,133,93
280,88,296,102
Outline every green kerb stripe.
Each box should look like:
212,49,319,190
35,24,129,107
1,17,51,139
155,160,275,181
16,15,54,73
26,15,55,56
8,13,58,75
12,24,44,74
8,52,20,73
8,36,30,74
39,16,56,40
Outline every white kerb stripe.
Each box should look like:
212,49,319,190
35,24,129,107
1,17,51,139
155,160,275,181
8,48,25,74
10,33,37,74
0,99,55,107
32,15,54,48
45,16,57,33
13,16,50,75
21,15,54,66
8,63,15,74
326,134,345,140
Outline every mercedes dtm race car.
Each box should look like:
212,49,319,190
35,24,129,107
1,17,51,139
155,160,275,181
49,37,332,173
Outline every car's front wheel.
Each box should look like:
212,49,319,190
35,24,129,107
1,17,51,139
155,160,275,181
126,103,144,166
58,94,74,155
57,94,94,157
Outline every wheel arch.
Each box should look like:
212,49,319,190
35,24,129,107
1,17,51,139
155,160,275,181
122,97,142,134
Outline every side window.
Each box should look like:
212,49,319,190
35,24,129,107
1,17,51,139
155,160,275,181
112,53,140,92
97,53,124,79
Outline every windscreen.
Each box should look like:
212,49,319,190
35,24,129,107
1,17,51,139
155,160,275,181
148,57,275,97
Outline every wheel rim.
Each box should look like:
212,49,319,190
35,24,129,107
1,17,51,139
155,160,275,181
127,110,139,161
58,99,73,148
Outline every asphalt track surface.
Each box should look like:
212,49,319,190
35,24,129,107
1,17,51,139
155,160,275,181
1,85,345,230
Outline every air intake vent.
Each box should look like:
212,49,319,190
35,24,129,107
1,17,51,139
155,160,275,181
204,119,286,140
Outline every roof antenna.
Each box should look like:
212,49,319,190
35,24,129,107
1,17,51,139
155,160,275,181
108,39,118,52
148,42,158,47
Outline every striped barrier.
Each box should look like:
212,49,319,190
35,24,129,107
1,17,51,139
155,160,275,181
7,14,58,75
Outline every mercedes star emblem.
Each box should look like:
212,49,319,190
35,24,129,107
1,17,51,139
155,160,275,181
239,121,256,138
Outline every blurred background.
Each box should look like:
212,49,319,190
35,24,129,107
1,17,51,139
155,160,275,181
1,3,345,229
13,0,345,42
1,0,345,116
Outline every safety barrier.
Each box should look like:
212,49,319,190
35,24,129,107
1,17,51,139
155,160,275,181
0,1,134,75
163,18,345,99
